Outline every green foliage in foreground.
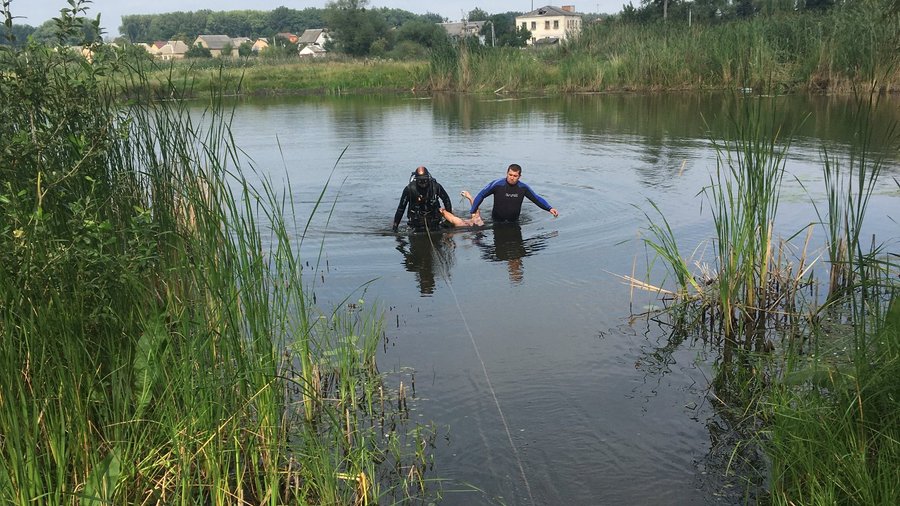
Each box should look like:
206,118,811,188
766,298,900,504
0,17,433,506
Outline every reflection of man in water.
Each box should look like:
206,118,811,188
474,223,529,284
394,232,455,295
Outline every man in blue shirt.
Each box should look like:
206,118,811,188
469,164,559,222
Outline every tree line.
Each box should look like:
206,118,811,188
2,0,533,56
118,5,444,45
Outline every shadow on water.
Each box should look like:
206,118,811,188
628,316,770,503
471,223,558,285
394,231,456,296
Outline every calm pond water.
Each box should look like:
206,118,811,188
221,93,899,505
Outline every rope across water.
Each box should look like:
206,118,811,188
423,220,535,505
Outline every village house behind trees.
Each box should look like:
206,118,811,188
516,5,583,45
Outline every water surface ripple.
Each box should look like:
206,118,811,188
222,93,899,505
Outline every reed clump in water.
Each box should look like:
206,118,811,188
638,98,802,359
0,3,434,503
635,91,899,503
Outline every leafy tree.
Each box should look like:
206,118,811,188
238,40,253,57
28,13,100,47
388,39,429,59
468,8,489,21
803,0,835,11
269,6,305,32
735,0,756,18
2,24,36,47
207,11,250,36
369,37,389,56
484,13,529,47
220,42,233,57
119,41,154,62
266,36,299,58
638,0,686,21
296,7,327,30
621,2,640,22
120,7,326,43
325,0,390,57
396,19,449,49
120,14,150,42
378,7,428,27
185,43,211,58
420,12,445,23
692,0,729,22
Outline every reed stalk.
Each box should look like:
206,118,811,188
706,100,792,345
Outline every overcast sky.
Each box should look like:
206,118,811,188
10,1,627,36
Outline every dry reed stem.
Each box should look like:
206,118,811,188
608,272,676,296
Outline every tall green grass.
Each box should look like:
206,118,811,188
636,88,899,501
429,3,899,94
0,5,433,503
763,91,900,505
640,99,795,353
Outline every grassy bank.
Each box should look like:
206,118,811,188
118,4,899,97
0,13,433,505
127,56,427,98
635,91,899,502
431,5,899,94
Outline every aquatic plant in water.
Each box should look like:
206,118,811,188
633,89,898,503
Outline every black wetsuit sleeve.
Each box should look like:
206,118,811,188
437,184,452,213
394,187,410,225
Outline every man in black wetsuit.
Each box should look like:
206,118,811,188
469,163,558,222
392,166,453,232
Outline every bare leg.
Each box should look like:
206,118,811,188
438,191,484,228
440,208,468,227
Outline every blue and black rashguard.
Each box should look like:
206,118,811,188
469,178,554,222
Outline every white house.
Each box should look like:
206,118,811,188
516,5,583,46
298,44,327,58
438,20,485,41
298,28,331,48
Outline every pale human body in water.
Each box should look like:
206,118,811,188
440,191,484,227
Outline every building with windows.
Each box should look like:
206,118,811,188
438,20,486,42
515,5,582,46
